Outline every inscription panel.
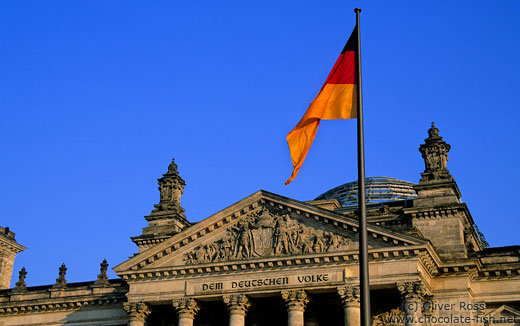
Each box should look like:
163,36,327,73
186,269,344,295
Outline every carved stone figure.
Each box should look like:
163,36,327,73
234,220,253,258
274,215,295,255
313,232,326,253
184,207,355,264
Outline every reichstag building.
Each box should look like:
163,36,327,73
0,124,519,325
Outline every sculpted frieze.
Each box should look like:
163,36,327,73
184,207,353,264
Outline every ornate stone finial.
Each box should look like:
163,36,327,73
13,267,27,292
167,158,179,174
172,298,200,319
223,294,251,315
123,302,151,322
53,263,67,288
337,285,360,306
428,122,439,138
153,158,186,216
418,123,452,183
281,290,309,311
94,259,109,285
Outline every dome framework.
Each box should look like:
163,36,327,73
315,176,418,207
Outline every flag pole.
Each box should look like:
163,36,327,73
354,7,372,326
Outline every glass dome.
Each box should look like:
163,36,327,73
315,176,417,207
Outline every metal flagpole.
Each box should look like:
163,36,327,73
354,8,372,326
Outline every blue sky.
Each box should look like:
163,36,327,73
1,1,519,286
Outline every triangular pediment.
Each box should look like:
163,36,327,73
114,190,427,274
486,305,520,325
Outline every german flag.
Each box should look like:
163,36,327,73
285,27,358,185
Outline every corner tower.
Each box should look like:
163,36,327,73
0,227,26,289
132,159,191,252
407,123,483,260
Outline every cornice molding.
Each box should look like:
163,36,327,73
0,296,125,316
119,245,432,282
0,237,26,254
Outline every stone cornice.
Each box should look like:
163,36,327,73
117,242,520,283
0,294,125,316
118,245,433,282
0,281,127,316
433,258,520,280
404,206,461,220
474,268,520,279
131,235,169,250
404,202,476,228
0,236,26,254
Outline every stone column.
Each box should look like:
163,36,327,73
123,302,151,326
281,290,308,326
223,294,251,326
422,295,434,326
337,285,360,326
397,282,426,326
172,298,200,326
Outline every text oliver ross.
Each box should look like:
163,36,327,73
201,273,331,291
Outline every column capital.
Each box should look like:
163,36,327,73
123,302,151,322
397,281,427,301
223,294,251,315
337,285,360,306
172,298,200,319
397,281,430,325
281,290,308,311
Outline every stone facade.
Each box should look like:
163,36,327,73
0,227,26,290
0,124,519,326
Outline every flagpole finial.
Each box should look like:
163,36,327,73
355,8,361,13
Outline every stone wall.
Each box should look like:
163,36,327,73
413,213,467,260
0,252,15,289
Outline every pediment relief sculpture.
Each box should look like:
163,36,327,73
184,207,354,265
